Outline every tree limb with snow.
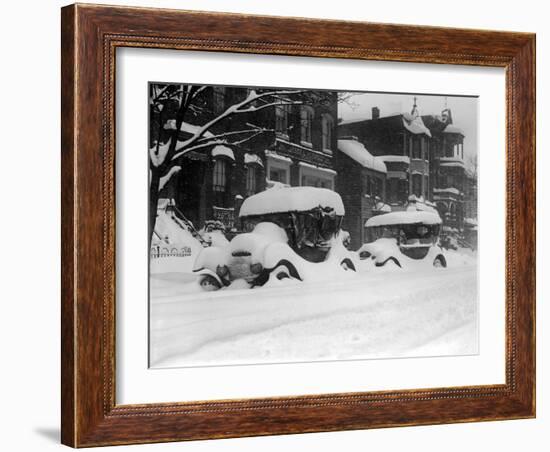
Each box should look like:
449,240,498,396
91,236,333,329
148,84,306,247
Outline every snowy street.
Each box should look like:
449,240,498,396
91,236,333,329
149,257,478,368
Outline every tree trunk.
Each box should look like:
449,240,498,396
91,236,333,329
149,171,161,250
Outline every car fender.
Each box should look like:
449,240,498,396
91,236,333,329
193,267,226,287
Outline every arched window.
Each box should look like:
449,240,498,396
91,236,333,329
246,165,257,196
321,114,334,151
300,106,314,144
212,159,228,206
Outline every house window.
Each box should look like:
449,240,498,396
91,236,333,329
212,159,228,206
246,165,257,196
213,86,225,114
412,173,422,197
387,178,399,203
372,177,382,198
412,137,422,159
301,174,333,190
269,167,288,184
365,175,372,195
300,106,314,144
275,104,289,135
424,175,429,198
321,114,334,151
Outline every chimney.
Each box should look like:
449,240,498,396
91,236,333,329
372,106,380,120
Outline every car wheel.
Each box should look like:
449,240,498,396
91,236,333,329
433,255,447,268
199,274,222,291
340,258,356,271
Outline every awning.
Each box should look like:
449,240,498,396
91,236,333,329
244,153,264,167
212,145,235,161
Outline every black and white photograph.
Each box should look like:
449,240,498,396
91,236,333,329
148,83,479,368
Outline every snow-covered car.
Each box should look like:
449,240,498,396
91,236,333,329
193,187,358,290
358,211,447,269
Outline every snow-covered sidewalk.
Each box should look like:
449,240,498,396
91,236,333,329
149,264,478,368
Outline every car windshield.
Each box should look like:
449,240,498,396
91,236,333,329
366,223,440,244
241,208,342,250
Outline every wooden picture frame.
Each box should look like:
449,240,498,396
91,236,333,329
61,3,535,447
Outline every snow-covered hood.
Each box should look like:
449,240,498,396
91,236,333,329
193,222,288,272
230,222,288,256
359,238,400,263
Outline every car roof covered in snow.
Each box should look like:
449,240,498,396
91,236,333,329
240,186,345,217
365,210,442,227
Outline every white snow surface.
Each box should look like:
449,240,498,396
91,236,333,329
338,139,387,173
151,211,204,274
158,166,181,191
365,210,442,227
443,124,465,135
239,186,345,217
149,261,478,368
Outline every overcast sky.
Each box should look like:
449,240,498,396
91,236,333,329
338,92,478,166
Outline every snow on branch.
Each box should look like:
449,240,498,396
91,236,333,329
158,165,181,190
170,127,270,162
150,141,171,168
172,89,305,152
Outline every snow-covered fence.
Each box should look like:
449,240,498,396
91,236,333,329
150,246,193,259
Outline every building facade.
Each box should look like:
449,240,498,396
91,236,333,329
337,100,475,248
335,138,388,249
338,102,433,208
422,110,468,233
151,85,338,233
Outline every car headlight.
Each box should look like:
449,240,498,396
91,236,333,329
216,265,229,277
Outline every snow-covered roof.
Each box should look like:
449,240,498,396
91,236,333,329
379,155,411,164
337,139,387,173
244,153,264,167
365,211,442,227
443,124,464,135
240,186,345,217
402,114,432,137
374,202,392,213
212,145,235,160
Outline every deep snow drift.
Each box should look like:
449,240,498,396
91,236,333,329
149,251,478,368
